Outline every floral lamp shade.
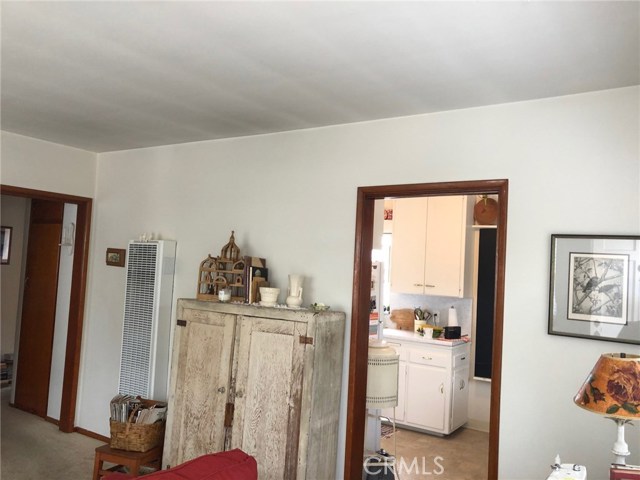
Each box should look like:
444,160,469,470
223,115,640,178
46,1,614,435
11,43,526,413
574,353,640,419
574,353,640,465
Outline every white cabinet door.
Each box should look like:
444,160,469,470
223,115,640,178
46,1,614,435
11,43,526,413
231,316,307,480
163,310,237,468
405,364,447,431
391,196,466,297
390,197,428,294
450,366,470,432
424,195,466,297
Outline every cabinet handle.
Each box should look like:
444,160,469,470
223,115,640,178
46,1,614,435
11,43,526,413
424,284,436,288
460,380,465,390
217,387,226,394
461,356,466,361
413,283,424,287
422,356,433,361
440,384,444,394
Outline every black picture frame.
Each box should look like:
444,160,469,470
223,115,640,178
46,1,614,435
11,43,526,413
548,234,639,345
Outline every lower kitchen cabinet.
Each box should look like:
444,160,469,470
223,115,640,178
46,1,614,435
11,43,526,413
163,300,345,480
382,336,470,435
405,364,447,431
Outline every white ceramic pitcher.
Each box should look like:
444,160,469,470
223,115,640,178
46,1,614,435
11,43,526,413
286,274,304,308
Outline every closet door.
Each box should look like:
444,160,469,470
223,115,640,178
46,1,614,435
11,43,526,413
230,316,307,480
163,309,236,468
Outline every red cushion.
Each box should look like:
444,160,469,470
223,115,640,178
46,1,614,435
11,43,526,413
103,449,257,480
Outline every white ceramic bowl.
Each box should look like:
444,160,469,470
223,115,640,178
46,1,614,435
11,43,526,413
259,287,280,306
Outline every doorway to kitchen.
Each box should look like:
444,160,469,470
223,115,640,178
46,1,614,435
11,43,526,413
374,193,492,479
344,179,508,480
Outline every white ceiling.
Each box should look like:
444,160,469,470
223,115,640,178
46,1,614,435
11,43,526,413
2,1,638,153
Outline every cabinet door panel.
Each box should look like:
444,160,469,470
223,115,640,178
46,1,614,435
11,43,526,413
390,198,428,294
405,364,447,431
164,312,236,467
231,317,307,480
451,367,470,431
424,196,465,297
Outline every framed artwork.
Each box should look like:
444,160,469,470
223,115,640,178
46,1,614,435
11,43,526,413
1,226,12,265
548,234,639,345
106,248,126,267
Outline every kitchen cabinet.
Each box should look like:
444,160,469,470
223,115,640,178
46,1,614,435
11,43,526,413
390,196,467,297
381,330,470,435
163,300,345,480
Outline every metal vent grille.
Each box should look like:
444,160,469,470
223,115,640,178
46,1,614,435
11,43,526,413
118,242,159,398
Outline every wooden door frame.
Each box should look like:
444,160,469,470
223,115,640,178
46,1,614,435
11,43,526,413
1,184,92,433
344,179,508,480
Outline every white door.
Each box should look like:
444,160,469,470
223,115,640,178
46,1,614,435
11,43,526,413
390,197,428,294
424,195,465,297
405,364,447,431
231,316,307,480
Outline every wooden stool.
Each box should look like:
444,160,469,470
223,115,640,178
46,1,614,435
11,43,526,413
92,444,162,480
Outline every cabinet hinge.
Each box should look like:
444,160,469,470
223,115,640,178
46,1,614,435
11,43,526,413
177,319,187,327
299,335,314,345
224,402,234,427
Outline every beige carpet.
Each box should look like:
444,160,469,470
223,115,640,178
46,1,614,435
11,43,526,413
1,388,104,479
380,426,489,480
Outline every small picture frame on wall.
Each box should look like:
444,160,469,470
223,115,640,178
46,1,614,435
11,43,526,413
1,226,12,265
548,234,640,345
106,248,126,267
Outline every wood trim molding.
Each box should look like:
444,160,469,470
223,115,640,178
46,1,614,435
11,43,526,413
1,184,92,433
75,427,110,444
344,179,508,480
0,184,92,203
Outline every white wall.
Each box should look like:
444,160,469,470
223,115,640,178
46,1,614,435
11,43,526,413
75,86,640,479
0,131,97,198
2,86,636,479
0,195,29,356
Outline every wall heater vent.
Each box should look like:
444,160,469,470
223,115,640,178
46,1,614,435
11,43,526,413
118,240,176,401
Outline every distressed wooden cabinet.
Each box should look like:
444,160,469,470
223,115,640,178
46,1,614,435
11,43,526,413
163,300,345,480
390,196,467,297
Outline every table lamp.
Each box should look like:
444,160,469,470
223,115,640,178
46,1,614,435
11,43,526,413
574,353,640,465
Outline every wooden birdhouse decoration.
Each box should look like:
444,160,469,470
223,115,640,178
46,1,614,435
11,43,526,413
197,231,267,303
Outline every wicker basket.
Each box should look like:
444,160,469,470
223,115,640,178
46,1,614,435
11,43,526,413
109,399,166,452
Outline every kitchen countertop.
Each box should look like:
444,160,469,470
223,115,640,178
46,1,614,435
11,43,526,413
382,327,470,347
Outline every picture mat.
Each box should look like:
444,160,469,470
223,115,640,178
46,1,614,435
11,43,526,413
567,252,628,324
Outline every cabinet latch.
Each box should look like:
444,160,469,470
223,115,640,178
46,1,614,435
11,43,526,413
299,335,314,345
224,402,234,427
177,319,187,327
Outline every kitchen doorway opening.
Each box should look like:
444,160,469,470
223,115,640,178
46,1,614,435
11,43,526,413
344,179,508,480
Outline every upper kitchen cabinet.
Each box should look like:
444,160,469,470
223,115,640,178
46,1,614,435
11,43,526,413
390,196,467,297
